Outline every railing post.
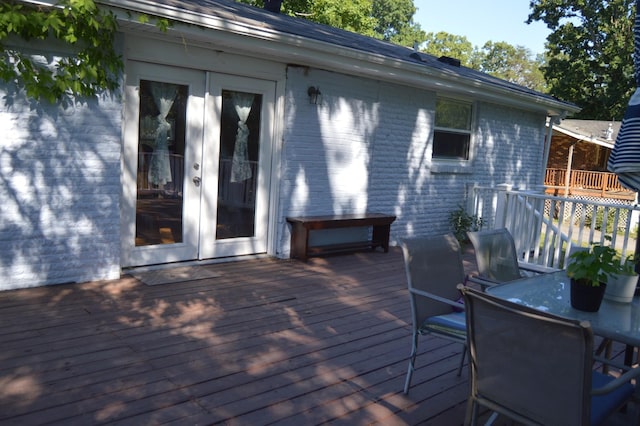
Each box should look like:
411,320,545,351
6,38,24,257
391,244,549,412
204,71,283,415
532,184,549,263
466,183,479,217
494,184,513,229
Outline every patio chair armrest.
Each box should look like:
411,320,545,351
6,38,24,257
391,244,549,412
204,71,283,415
409,287,464,311
591,365,640,395
466,274,498,289
517,261,561,274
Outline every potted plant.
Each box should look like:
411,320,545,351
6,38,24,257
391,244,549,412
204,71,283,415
566,242,620,312
604,253,639,304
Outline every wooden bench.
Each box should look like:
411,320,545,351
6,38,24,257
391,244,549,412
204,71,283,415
286,213,396,261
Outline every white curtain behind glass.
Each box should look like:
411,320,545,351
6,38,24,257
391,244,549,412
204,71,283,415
230,92,255,183
148,83,178,186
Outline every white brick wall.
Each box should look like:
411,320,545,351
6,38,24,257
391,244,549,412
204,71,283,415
473,102,547,189
277,67,548,256
0,60,548,289
0,94,122,290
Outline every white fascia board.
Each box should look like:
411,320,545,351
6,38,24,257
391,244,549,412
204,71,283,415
553,125,614,149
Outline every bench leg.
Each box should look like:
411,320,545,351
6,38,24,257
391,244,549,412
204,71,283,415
372,224,391,252
289,223,309,261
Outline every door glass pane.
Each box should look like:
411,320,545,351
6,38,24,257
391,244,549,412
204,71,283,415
216,90,262,239
135,80,188,246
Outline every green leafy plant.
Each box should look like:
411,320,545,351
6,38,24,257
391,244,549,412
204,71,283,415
448,205,484,243
566,239,625,287
0,0,123,103
1,1,172,104
614,252,638,276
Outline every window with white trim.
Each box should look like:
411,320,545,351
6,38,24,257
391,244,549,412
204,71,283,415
432,97,472,160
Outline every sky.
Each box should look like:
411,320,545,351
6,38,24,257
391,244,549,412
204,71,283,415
413,0,551,55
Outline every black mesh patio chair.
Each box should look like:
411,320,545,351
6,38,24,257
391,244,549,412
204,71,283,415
459,285,640,426
467,227,559,284
400,233,467,395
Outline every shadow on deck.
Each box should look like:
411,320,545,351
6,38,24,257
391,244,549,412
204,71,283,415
0,245,635,425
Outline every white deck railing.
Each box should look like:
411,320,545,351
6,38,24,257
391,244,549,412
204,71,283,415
218,158,258,209
468,184,640,269
137,153,184,196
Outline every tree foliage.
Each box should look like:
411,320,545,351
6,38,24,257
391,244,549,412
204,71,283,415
252,0,546,93
422,32,475,64
238,0,426,47
371,0,425,46
528,0,636,119
421,32,546,92
473,42,547,92
238,0,374,36
305,0,378,37
0,0,122,103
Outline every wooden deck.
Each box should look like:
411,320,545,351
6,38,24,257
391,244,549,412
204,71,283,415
544,168,637,201
0,247,636,425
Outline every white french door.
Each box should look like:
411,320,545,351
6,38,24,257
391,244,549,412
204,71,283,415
121,61,275,267
198,74,274,259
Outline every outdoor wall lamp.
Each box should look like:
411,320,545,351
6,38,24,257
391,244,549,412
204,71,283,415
307,86,322,105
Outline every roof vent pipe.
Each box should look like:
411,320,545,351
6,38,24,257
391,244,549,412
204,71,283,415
264,0,283,13
604,123,613,141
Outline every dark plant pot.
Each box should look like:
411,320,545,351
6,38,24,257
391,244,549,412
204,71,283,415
570,279,606,312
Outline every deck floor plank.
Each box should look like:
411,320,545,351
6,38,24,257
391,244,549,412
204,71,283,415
0,247,636,425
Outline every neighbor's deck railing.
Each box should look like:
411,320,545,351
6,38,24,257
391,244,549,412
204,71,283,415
468,184,640,269
544,168,634,199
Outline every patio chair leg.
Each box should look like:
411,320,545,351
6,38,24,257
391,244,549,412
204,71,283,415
603,339,613,374
403,332,419,395
466,398,478,426
456,344,467,376
595,338,611,356
485,412,499,425
624,344,636,366
595,338,613,373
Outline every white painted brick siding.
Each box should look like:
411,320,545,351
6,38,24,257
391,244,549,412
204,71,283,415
0,94,122,290
277,67,547,257
0,53,548,289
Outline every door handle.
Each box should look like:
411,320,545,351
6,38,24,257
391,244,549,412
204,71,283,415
193,176,201,186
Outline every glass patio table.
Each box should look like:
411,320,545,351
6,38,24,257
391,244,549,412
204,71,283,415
486,270,640,348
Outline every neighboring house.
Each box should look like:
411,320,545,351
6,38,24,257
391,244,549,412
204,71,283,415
0,0,579,291
548,119,618,172
545,119,634,200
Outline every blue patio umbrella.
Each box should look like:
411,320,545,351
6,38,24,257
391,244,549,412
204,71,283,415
607,0,640,315
608,0,640,191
